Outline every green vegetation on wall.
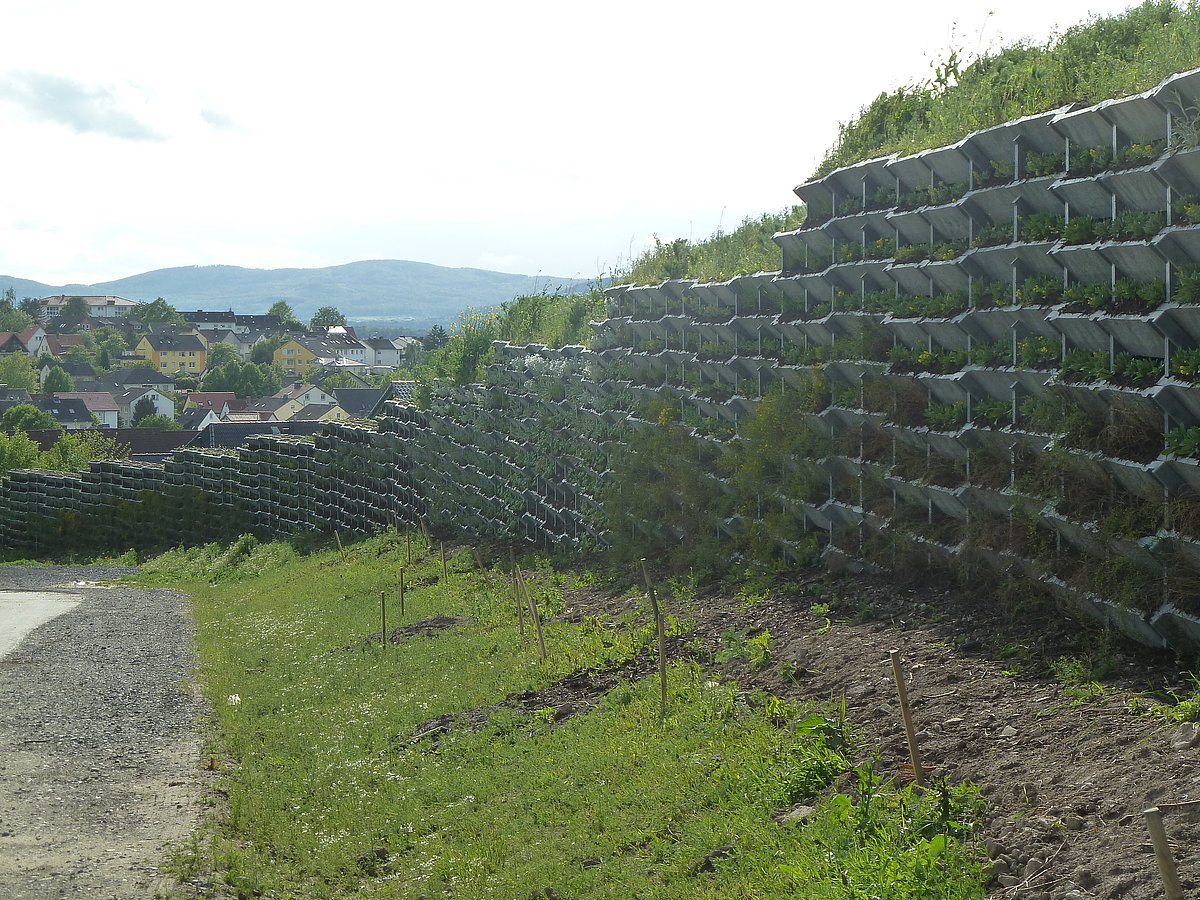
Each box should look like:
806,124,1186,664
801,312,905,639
818,0,1200,175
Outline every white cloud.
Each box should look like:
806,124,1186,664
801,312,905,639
0,70,164,140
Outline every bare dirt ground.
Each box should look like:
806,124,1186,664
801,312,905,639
559,565,1200,900
0,566,202,900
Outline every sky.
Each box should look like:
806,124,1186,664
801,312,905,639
0,0,1152,286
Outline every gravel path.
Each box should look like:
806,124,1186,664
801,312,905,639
0,566,202,899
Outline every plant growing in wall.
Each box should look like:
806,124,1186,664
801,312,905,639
1062,216,1098,244
1171,348,1200,382
1024,150,1065,177
836,243,864,264
1019,212,1065,242
865,237,896,259
1017,334,1059,370
924,401,966,431
1100,209,1165,242
1113,139,1164,169
972,397,1011,427
972,221,1011,248
1175,196,1200,227
894,243,933,264
1108,353,1161,388
1067,144,1113,176
970,339,1011,367
1176,267,1200,303
932,239,967,261
1018,273,1065,306
1166,425,1200,458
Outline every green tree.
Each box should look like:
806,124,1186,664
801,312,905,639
207,342,240,370
38,430,128,471
310,306,346,328
0,429,39,476
133,413,180,430
42,366,75,393
63,295,90,318
131,396,157,426
251,335,284,365
1,403,58,433
422,324,449,350
0,287,32,332
0,354,38,391
267,301,305,332
135,297,184,324
18,297,44,324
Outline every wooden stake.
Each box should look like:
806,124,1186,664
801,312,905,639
473,546,485,572
419,518,431,548
512,566,526,638
380,591,387,646
440,542,448,580
399,568,406,618
889,649,925,786
334,530,346,563
516,567,545,661
640,558,667,720
1144,807,1184,900
406,532,412,565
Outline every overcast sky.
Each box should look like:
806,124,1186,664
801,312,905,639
0,0,1147,286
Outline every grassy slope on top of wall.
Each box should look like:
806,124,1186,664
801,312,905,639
818,0,1200,176
616,0,1200,288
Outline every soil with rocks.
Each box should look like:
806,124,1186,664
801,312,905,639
0,565,202,900
557,566,1200,900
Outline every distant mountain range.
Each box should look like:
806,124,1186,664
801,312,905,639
0,260,594,326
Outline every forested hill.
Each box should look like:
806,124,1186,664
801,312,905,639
0,260,592,324
620,0,1200,286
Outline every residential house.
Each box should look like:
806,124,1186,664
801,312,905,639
274,338,319,377
32,396,94,430
363,337,404,368
180,407,220,431
183,391,239,420
178,311,282,334
0,386,33,418
0,326,46,358
114,387,174,425
52,392,119,428
332,388,384,419
274,332,368,377
98,368,176,393
41,334,87,359
292,402,349,423
40,295,141,319
39,359,98,391
241,383,341,422
135,333,208,374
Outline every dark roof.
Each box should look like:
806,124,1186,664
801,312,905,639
25,428,198,461
179,311,282,330
143,333,206,352
363,337,398,350
99,368,175,388
33,397,92,425
179,408,216,430
0,387,32,404
189,420,326,450
42,359,96,377
332,388,384,417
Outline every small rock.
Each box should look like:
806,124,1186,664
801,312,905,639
1023,857,1045,880
692,846,736,875
773,805,816,826
1118,814,1135,827
1063,815,1086,830
985,838,1006,859
999,725,1018,739
996,874,1020,888
1028,892,1051,900
987,858,1011,878
1171,722,1199,751
580,857,601,868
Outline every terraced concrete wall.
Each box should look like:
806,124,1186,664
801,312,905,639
7,68,1200,652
